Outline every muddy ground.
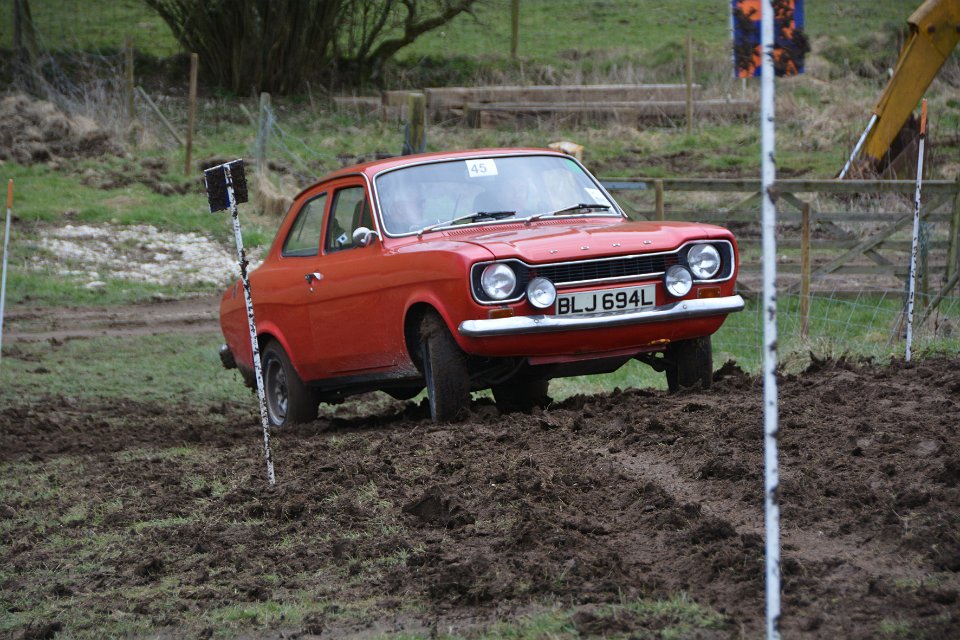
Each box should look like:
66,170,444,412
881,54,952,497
2,311,959,639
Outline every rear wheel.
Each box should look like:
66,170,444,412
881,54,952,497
419,313,471,422
492,377,550,413
665,336,713,392
262,341,319,427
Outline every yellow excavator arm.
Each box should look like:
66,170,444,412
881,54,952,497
862,0,960,164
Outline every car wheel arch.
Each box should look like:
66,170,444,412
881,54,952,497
404,302,442,372
254,330,307,382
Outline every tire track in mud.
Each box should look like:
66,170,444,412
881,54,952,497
3,295,220,342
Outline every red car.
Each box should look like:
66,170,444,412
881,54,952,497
219,149,743,426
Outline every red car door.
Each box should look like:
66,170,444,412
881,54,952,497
304,180,398,376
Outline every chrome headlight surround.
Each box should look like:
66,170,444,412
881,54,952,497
480,263,517,301
664,265,693,297
526,277,557,309
687,243,721,280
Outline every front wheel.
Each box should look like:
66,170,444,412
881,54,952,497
665,336,713,392
419,313,471,422
262,340,319,428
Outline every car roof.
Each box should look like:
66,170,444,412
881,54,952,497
291,147,569,201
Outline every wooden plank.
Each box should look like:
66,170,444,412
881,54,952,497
739,239,950,251
425,83,704,109
603,177,959,196
621,210,952,224
739,264,948,276
806,215,910,281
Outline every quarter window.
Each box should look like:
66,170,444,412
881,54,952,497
282,194,327,257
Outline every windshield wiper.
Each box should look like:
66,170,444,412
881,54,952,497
418,210,516,237
524,203,611,224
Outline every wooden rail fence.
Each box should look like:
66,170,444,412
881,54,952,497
601,176,960,318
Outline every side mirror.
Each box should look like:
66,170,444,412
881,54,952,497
352,226,381,247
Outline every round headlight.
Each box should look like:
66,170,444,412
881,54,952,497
664,265,693,297
526,277,557,309
481,263,517,300
687,244,721,280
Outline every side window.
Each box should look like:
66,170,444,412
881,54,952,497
325,186,370,253
282,194,327,257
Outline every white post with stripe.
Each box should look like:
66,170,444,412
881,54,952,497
906,99,928,362
760,0,781,637
204,160,275,486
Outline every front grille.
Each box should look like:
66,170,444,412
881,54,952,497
532,253,679,287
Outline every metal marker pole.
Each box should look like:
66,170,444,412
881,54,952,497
224,163,276,486
0,180,12,366
906,99,928,362
760,1,781,638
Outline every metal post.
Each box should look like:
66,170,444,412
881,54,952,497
203,160,275,486
760,1,781,638
906,100,927,362
0,180,12,367
838,114,877,180
226,165,275,486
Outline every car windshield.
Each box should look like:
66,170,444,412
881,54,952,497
375,154,619,236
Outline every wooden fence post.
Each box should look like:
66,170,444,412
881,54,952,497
654,179,664,221
685,33,694,135
510,0,520,59
800,202,811,339
403,92,426,155
256,92,271,174
184,52,198,176
125,36,135,124
947,173,960,282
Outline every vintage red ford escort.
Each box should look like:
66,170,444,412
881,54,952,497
219,149,743,425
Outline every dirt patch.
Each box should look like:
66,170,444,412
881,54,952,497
1,356,959,637
0,93,123,165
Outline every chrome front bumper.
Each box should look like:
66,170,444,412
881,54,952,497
458,295,745,338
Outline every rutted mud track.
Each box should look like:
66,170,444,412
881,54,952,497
2,353,959,638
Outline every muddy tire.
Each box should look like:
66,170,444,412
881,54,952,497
419,313,470,422
492,377,550,413
262,340,318,428
665,336,713,393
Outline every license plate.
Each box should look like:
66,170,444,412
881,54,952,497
555,284,656,316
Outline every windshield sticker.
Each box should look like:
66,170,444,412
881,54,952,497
465,159,498,178
584,187,611,206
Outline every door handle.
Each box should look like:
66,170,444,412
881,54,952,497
304,272,323,284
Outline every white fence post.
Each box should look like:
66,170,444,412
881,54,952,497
760,1,781,638
906,99,928,362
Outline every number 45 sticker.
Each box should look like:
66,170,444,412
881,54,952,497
465,159,498,177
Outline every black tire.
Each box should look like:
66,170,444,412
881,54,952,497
262,341,319,428
492,377,550,413
665,336,713,393
419,313,471,422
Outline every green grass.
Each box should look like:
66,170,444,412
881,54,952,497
4,293,954,413
0,333,246,406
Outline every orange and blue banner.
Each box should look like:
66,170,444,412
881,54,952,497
732,0,808,78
